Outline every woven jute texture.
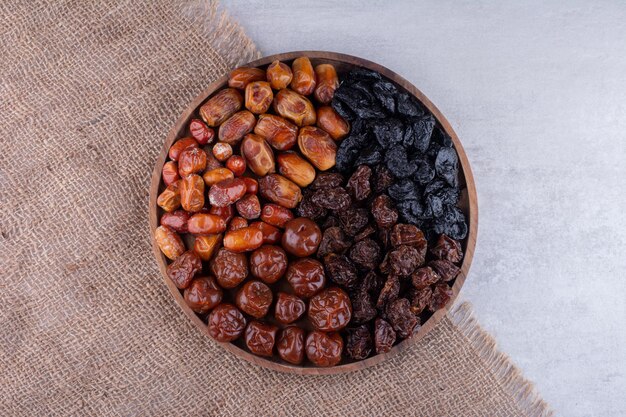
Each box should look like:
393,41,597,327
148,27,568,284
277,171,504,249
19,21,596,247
0,1,553,416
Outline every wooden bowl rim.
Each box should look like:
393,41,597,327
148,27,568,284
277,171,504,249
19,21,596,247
149,51,478,375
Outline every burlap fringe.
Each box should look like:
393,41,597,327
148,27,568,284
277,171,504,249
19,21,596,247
450,303,555,417
181,0,261,67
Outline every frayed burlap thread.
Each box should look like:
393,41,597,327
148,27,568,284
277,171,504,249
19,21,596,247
0,1,552,416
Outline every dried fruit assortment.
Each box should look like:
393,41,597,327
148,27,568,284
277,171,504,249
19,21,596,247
155,57,468,367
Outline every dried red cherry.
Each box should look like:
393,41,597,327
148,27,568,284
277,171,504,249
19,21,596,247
235,280,273,318
305,331,343,367
286,258,326,298
274,292,306,324
307,287,352,331
208,303,246,342
277,326,305,365
244,321,278,357
249,245,288,284
166,250,202,289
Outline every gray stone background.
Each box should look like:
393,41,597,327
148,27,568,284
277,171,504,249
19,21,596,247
221,1,626,416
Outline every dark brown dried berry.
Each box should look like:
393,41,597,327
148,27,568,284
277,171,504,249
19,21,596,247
360,271,384,294
376,275,400,308
311,187,351,211
167,250,202,289
321,216,341,230
409,287,432,315
323,253,358,289
388,245,424,276
429,284,453,312
317,227,351,258
390,224,427,249
346,165,372,201
296,190,328,220
370,195,398,229
373,165,394,193
430,234,463,263
429,259,460,282
349,239,381,270
337,207,369,236
411,267,440,289
351,290,377,324
374,318,396,354
345,325,373,360
311,172,344,189
385,298,420,339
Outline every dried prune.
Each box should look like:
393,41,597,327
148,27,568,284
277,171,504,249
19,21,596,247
388,245,423,276
296,190,327,220
346,165,372,201
349,239,381,271
337,207,369,236
236,280,273,318
387,179,420,202
429,259,460,282
317,227,351,258
345,325,373,360
411,267,440,290
323,254,358,289
274,292,306,324
409,287,432,315
351,290,377,324
435,147,459,187
208,303,246,342
282,217,322,257
370,195,398,229
310,187,350,211
167,250,202,289
429,284,453,312
244,321,278,357
376,275,400,309
385,146,418,179
306,331,343,367
249,245,288,284
430,234,463,263
286,258,326,298
310,172,344,190
396,93,424,118
211,248,248,289
374,318,396,354
413,159,436,185
372,117,403,149
184,276,222,314
385,298,419,339
277,326,305,365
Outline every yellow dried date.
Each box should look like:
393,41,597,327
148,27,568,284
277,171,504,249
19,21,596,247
245,81,273,114
273,89,316,127
154,225,185,260
199,88,243,127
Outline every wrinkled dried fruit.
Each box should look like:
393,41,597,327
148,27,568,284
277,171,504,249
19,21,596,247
317,227,351,258
187,213,227,235
346,164,372,201
208,303,246,342
157,180,181,212
212,142,233,161
200,88,243,127
354,225,376,242
323,253,358,289
244,321,278,357
297,126,337,171
276,151,316,188
345,325,373,360
388,245,424,276
337,207,369,236
390,224,427,249
308,287,352,331
429,259,460,282
254,114,298,151
208,177,247,207
168,137,198,161
235,194,261,220
351,289,377,324
189,118,215,145
373,165,394,193
409,287,432,315
306,331,343,367
349,239,381,270
282,217,322,257
411,267,440,290
295,190,327,220
241,133,275,176
236,280,273,318
180,175,204,213
162,161,180,186
223,227,264,252
160,209,190,233
226,155,246,177
311,187,350,210
290,56,316,96
273,89,316,127
258,174,302,209
377,275,400,308
286,258,326,298
245,81,273,114
154,225,185,260
193,234,222,261
250,221,282,245
274,292,306,324
211,248,248,288
385,298,419,339
184,276,222,314
204,147,223,170
218,110,256,145
228,67,266,90
260,203,294,228
277,326,305,365
314,64,339,104
266,60,293,90
430,234,463,263
167,250,202,289
228,216,248,231
371,194,398,229
249,245,288,284
316,106,350,140
203,167,234,186
429,284,453,312
374,318,396,354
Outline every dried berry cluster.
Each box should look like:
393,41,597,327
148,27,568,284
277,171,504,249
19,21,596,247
332,69,468,241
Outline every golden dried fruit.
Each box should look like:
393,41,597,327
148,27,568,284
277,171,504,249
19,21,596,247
297,126,337,171
223,227,264,252
228,67,266,90
157,180,181,212
178,147,207,177
273,89,316,127
245,81,273,114
290,57,316,96
193,234,222,261
187,213,227,235
313,64,339,104
180,174,205,212
154,225,185,260
218,110,256,145
316,106,350,140
241,133,275,176
202,167,234,186
258,174,302,209
266,60,293,90
199,88,243,127
253,114,298,151
277,152,316,187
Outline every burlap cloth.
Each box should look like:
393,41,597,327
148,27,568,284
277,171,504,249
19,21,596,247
0,1,554,416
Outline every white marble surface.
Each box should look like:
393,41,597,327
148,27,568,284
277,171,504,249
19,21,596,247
221,1,626,415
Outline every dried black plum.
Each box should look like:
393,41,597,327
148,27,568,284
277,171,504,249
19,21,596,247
372,80,397,113
432,206,467,240
347,67,382,82
397,93,424,118
412,159,436,185
385,146,418,179
407,115,436,153
331,98,355,121
388,179,420,202
435,147,459,187
372,118,404,149
426,193,444,217
424,178,447,195
354,145,383,166
432,126,453,147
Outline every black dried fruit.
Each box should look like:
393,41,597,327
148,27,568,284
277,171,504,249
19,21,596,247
372,80,397,113
432,206,467,240
429,259,460,282
388,179,420,202
372,118,404,149
349,239,381,270
317,227,351,258
412,159,436,185
385,298,420,339
324,253,358,289
384,146,418,179
435,147,459,187
354,145,383,166
345,325,373,360
396,93,424,118
407,114,435,153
